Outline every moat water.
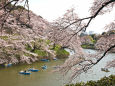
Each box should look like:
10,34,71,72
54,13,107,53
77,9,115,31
0,49,115,86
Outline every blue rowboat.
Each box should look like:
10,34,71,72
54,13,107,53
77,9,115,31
53,58,57,61
28,68,39,72
41,65,47,69
19,71,31,75
40,59,49,62
5,63,12,67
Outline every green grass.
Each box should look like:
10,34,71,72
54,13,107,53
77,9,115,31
0,36,9,41
24,52,33,57
45,40,51,45
33,50,47,57
25,43,48,57
56,49,69,58
52,44,69,58
81,44,95,49
88,35,94,43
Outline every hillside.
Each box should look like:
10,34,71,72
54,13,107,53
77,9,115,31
0,7,69,65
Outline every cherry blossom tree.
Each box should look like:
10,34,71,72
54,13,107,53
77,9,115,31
50,0,115,82
0,0,30,35
0,0,115,82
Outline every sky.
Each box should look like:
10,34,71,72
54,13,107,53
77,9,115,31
28,0,115,34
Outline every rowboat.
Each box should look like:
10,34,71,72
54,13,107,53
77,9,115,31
53,58,57,61
101,68,110,72
41,65,47,69
19,71,31,75
28,68,39,72
40,59,49,62
4,63,12,67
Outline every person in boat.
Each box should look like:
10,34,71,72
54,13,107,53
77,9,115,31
44,64,46,67
24,70,27,73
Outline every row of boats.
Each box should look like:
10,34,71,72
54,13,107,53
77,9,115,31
40,58,57,62
1,58,57,68
19,65,47,75
0,63,12,67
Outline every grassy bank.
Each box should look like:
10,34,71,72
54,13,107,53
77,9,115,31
52,44,70,59
25,39,69,59
81,44,95,49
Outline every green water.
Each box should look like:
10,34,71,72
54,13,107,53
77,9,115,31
0,49,115,86
0,60,65,86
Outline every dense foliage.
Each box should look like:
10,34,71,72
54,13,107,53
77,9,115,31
81,44,95,49
52,45,70,58
65,75,115,86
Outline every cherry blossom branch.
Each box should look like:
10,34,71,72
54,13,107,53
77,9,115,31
0,0,19,35
95,44,115,64
0,0,14,10
65,0,115,33
0,0,30,35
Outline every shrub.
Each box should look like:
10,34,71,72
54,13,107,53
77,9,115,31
65,75,115,86
56,49,69,58
81,44,95,49
53,44,69,58
33,50,48,57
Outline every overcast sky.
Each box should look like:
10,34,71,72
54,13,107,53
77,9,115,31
28,0,115,34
